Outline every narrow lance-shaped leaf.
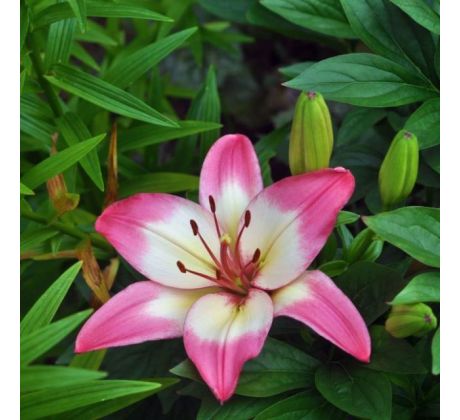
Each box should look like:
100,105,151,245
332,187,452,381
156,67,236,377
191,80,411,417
20,183,34,195
34,1,172,28
21,133,106,189
20,379,168,420
20,262,83,336
71,43,100,71
104,27,197,88
21,309,92,366
46,64,178,127
67,0,87,32
57,112,105,191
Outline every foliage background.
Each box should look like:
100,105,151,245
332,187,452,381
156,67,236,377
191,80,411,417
20,0,440,418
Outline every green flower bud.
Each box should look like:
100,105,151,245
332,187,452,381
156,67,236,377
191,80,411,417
379,130,419,210
289,91,333,174
385,303,437,338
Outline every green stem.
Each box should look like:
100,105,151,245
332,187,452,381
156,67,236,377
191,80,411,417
21,208,113,253
29,32,63,117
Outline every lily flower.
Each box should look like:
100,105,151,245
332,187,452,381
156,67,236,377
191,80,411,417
75,134,371,403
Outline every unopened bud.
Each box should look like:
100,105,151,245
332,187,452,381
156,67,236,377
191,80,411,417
385,303,437,338
347,228,383,264
379,130,419,210
289,91,333,174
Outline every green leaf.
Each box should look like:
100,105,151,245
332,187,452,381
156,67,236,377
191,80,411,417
21,309,92,365
44,13,77,71
340,0,437,83
20,227,59,252
255,390,347,420
118,120,222,151
20,379,166,420
119,173,199,198
171,338,319,397
71,42,100,71
21,133,105,189
20,182,34,195
74,20,117,46
432,327,440,375
404,98,440,149
70,349,106,370
335,261,406,324
390,0,440,34
318,260,349,278
285,53,436,107
45,66,174,127
46,65,178,127
20,0,29,52
34,0,172,28
336,210,360,226
391,271,440,305
364,207,440,267
315,363,392,420
337,107,387,145
104,27,197,88
57,112,104,190
261,0,355,38
367,326,427,374
20,112,55,146
278,61,314,79
20,262,82,336
21,365,106,393
67,0,87,32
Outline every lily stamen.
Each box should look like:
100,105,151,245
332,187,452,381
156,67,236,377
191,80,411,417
190,219,222,268
208,195,221,238
176,260,220,283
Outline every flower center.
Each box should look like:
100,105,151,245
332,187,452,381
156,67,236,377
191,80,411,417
176,195,261,294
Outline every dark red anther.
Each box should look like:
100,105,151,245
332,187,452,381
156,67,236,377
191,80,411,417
190,219,199,236
177,261,187,273
209,195,216,213
244,210,251,227
252,248,261,263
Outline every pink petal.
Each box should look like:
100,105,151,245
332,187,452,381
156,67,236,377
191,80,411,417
76,281,215,352
96,193,221,289
184,288,273,403
272,270,371,362
239,168,355,290
199,134,263,239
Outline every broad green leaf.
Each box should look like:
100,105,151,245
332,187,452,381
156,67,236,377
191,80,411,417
67,0,87,32
21,133,105,189
21,365,106,393
278,61,314,78
21,309,92,365
34,0,172,28
46,65,178,127
118,120,222,151
104,27,197,88
340,0,438,83
71,43,100,71
432,327,440,375
20,183,34,195
20,262,82,336
171,338,320,397
315,363,392,420
198,0,250,24
336,210,360,226
364,207,440,267
262,0,355,38
390,0,440,34
255,390,347,420
285,53,436,107
20,228,59,253
337,107,387,145
44,13,77,71
57,112,104,190
391,271,440,305
404,98,440,149
335,261,406,324
367,326,427,374
119,173,199,198
21,379,165,420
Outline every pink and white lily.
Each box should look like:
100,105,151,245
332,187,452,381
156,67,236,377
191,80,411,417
75,134,371,403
